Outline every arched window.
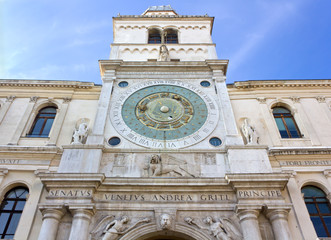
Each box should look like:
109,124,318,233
272,107,301,138
0,187,29,239
28,106,57,137
302,186,331,237
164,29,178,44
148,29,161,44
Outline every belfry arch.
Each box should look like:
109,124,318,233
120,223,211,240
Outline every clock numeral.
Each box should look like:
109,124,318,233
193,134,201,141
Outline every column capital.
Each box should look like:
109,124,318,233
324,169,331,178
39,205,66,221
236,204,263,221
265,207,291,222
282,170,297,178
256,97,267,104
69,204,95,220
0,168,9,176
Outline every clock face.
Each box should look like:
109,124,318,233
110,81,218,149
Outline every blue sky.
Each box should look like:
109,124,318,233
1,0,330,84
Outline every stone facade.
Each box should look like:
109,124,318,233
1,5,331,240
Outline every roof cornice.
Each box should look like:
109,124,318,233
233,79,331,89
0,80,96,89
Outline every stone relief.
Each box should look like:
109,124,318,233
160,213,172,230
91,215,150,240
158,44,170,61
146,154,196,177
72,118,89,144
204,153,216,165
185,216,243,240
241,118,259,145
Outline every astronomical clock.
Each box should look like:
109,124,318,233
110,80,219,149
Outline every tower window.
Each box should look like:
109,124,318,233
302,186,331,237
28,106,57,137
272,107,301,138
148,29,161,44
0,187,29,239
164,29,178,44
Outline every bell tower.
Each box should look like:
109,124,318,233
110,5,217,61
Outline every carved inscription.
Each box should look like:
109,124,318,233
0,159,20,164
99,193,233,202
49,189,92,198
280,160,331,166
237,190,282,199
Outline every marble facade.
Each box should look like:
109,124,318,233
1,5,331,240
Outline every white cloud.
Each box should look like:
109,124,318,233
230,1,302,70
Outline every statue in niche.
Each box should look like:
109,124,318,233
158,44,170,61
101,216,150,240
185,216,243,240
149,155,195,177
160,213,172,230
72,120,89,144
241,118,259,145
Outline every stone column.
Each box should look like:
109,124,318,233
266,208,291,240
38,206,66,240
68,207,95,240
236,208,262,240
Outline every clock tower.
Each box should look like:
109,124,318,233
53,6,289,240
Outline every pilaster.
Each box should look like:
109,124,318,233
0,95,15,124
8,96,38,145
283,170,317,239
47,98,71,146
211,68,243,145
0,168,8,186
290,97,321,146
256,97,282,146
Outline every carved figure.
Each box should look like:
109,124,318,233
158,44,170,61
241,118,258,145
72,122,88,144
149,155,194,177
185,216,242,240
160,213,172,230
101,216,150,240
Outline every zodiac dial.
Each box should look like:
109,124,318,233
111,81,219,149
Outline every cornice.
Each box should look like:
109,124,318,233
233,79,331,89
269,147,331,156
99,59,228,76
0,145,60,154
0,80,96,89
